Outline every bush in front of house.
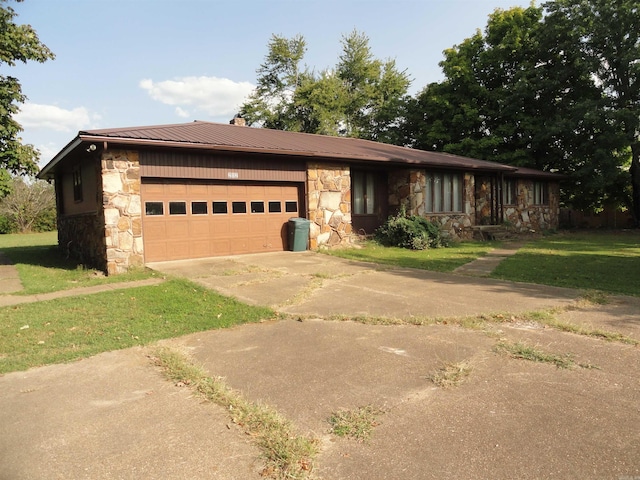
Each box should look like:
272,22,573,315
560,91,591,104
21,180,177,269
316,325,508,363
375,208,447,250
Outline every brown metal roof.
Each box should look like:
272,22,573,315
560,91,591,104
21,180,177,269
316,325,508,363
40,120,531,179
505,166,566,180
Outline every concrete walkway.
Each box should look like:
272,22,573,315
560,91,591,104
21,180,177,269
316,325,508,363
453,242,524,276
0,278,166,307
0,251,23,294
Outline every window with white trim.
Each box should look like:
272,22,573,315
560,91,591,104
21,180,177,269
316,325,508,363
503,179,517,205
533,181,548,205
352,171,376,214
425,172,463,213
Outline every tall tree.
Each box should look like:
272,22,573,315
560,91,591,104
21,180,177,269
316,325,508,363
403,4,631,212
0,0,54,194
240,34,307,131
543,0,640,224
336,30,410,143
240,30,410,144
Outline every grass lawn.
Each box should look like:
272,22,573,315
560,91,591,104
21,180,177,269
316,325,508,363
0,231,154,295
325,232,640,296
0,231,274,374
324,240,498,272
0,278,274,374
491,231,640,296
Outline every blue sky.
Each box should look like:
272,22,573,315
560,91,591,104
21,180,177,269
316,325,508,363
10,0,530,165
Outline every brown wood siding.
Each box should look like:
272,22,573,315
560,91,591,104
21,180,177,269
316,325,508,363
59,158,99,215
139,151,306,182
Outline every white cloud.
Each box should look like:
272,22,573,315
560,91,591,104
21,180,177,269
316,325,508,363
139,76,255,117
15,103,100,132
35,142,61,161
175,106,190,118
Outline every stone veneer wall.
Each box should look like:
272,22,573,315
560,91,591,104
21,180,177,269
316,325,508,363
503,179,560,231
101,150,144,275
57,213,107,271
307,163,352,249
389,169,560,237
388,169,476,240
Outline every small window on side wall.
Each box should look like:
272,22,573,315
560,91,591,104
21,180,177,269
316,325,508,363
72,166,83,202
145,202,164,216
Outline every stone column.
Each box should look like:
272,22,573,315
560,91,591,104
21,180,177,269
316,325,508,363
307,163,352,249
101,150,143,275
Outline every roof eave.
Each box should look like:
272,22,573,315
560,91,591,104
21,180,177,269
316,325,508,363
37,137,83,180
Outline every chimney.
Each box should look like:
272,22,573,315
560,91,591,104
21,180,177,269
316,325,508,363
230,115,246,127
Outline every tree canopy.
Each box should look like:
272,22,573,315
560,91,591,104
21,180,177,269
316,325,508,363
0,0,54,195
402,1,639,219
543,0,640,221
240,30,410,144
242,3,639,221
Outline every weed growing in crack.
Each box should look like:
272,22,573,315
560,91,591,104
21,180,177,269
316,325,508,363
493,340,575,369
429,361,473,388
328,405,384,443
151,347,318,480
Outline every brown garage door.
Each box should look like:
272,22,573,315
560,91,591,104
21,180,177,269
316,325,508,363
141,180,301,262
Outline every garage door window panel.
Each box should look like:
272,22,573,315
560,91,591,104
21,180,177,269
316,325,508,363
145,202,164,216
232,201,247,214
212,201,228,214
251,201,265,213
285,201,298,213
269,201,282,213
169,201,187,215
191,201,208,215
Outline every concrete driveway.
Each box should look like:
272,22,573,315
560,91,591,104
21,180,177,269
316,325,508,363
147,250,580,318
2,251,639,479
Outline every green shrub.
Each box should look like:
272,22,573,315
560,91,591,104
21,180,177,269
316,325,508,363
32,208,57,232
0,214,17,234
375,208,447,249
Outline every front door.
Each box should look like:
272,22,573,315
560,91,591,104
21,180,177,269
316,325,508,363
475,175,501,225
351,170,389,235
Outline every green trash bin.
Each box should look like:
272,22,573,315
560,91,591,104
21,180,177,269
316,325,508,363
288,217,310,251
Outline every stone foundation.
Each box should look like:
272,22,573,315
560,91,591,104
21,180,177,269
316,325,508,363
503,180,560,232
307,163,352,249
57,213,107,271
101,150,143,275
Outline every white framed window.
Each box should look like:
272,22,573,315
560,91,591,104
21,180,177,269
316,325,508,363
353,171,376,214
503,179,517,205
425,172,463,213
533,181,548,205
